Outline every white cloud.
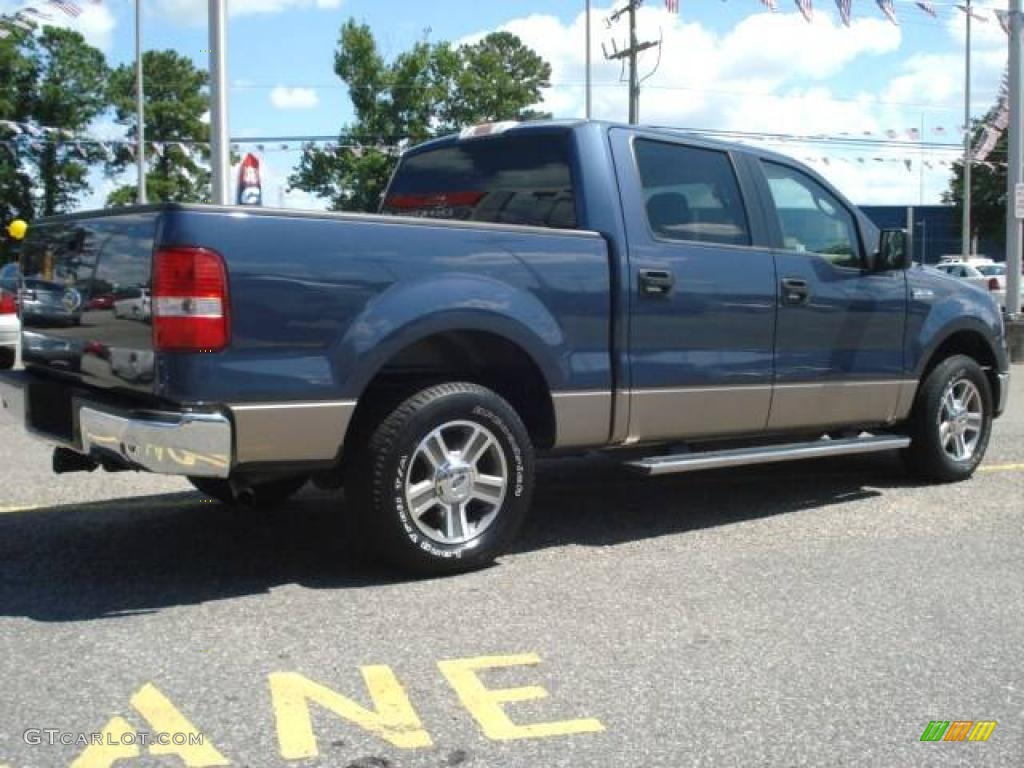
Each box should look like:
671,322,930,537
269,86,319,110
151,0,344,25
468,3,1008,204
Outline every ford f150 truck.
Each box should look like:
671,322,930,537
0,121,1010,574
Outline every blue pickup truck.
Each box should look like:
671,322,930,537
0,121,1010,574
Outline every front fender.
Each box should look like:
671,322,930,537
334,273,569,396
908,295,1007,378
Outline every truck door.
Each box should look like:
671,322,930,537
755,159,909,430
609,129,777,442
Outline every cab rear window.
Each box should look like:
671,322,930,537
382,134,578,229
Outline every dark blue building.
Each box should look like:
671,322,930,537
860,205,1003,265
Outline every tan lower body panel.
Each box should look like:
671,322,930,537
230,400,356,464
551,390,614,448
767,380,917,431
628,385,773,442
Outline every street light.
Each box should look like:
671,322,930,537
208,0,230,206
135,0,145,204
961,0,974,258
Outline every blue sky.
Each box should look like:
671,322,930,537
1,0,1014,207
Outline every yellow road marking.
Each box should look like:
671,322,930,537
0,498,200,515
977,462,1024,473
71,683,229,768
438,654,605,741
270,669,432,758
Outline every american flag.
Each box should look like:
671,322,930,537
759,0,778,9
956,4,988,22
995,9,1011,34
665,0,679,12
47,1,82,18
794,0,813,23
876,0,898,25
835,0,851,26
914,1,937,17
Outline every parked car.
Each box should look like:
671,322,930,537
934,260,1021,311
113,287,151,321
0,120,1010,575
86,293,115,311
0,265,18,368
17,277,83,327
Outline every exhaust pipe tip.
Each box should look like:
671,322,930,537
52,447,99,475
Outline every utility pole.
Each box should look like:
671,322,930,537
135,0,145,204
208,0,230,206
1006,0,1022,318
585,0,592,120
603,1,659,125
962,0,973,257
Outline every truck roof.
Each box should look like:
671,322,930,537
404,119,800,167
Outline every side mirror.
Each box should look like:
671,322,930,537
874,228,910,272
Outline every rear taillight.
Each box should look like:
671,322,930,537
988,277,1000,291
153,246,230,352
0,291,15,315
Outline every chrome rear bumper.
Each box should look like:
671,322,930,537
0,371,231,478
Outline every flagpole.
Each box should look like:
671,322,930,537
1006,0,1022,318
962,0,973,257
208,0,230,206
135,0,146,204
585,0,592,120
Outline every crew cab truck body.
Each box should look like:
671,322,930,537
0,121,1010,574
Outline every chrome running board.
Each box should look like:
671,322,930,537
624,435,911,476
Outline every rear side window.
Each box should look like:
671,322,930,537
382,134,577,229
634,139,751,246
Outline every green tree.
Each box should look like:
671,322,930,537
106,50,211,206
0,23,106,263
0,22,36,264
289,21,551,212
944,73,1009,249
26,27,109,216
0,24,107,222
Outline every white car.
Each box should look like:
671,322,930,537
934,260,1020,310
0,263,20,369
113,287,152,321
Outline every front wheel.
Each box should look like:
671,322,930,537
904,354,993,482
348,382,535,576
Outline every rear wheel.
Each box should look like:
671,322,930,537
189,475,308,507
0,347,14,370
904,354,992,482
347,382,534,576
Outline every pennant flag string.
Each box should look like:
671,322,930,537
836,0,853,27
876,0,900,25
795,0,815,23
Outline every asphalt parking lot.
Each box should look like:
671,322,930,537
1,370,1022,768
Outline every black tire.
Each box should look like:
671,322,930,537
188,475,308,507
904,354,993,482
347,382,535,576
0,347,14,370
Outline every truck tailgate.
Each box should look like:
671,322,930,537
18,211,159,396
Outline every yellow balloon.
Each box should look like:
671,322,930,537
7,219,27,241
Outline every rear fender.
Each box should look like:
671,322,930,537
335,274,567,396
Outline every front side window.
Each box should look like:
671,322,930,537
762,161,863,269
634,139,751,246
